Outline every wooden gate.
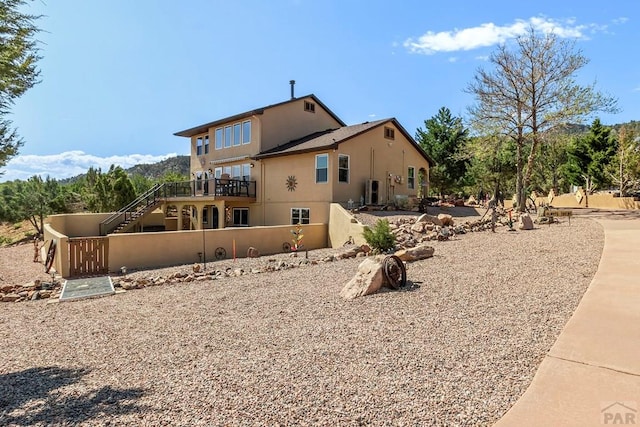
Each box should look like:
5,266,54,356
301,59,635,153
68,237,109,277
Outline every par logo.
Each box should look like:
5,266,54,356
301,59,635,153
601,401,637,425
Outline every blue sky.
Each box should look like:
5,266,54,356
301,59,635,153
3,0,638,181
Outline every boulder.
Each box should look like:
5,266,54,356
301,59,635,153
394,245,435,262
437,213,455,226
519,213,534,230
416,213,443,226
340,258,386,300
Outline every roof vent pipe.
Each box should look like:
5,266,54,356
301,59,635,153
290,80,295,99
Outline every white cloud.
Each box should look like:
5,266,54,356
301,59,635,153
1,151,179,182
404,16,600,55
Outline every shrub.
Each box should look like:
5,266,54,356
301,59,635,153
362,219,396,253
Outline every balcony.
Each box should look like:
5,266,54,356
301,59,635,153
163,178,257,200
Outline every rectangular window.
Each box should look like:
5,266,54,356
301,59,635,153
315,153,328,183
224,126,232,148
232,208,249,226
304,101,315,113
215,128,223,150
196,137,203,156
232,164,241,179
407,167,415,189
223,166,232,176
242,163,251,181
204,135,210,154
242,121,251,144
202,207,208,224
384,127,395,140
214,167,222,178
233,123,241,146
338,154,349,183
291,208,310,225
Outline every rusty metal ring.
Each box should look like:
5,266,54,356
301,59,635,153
382,255,406,290
214,247,226,260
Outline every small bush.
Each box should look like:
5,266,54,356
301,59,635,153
362,219,396,253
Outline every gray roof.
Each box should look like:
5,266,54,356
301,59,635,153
255,118,435,166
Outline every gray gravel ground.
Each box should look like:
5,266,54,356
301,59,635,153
0,214,603,426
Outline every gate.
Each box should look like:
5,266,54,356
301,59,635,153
68,237,109,277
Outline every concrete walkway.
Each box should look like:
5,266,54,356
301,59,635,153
495,217,640,426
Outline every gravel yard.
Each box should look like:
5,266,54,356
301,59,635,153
0,213,604,426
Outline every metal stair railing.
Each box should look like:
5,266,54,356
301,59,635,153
99,183,167,235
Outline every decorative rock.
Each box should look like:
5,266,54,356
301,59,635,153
416,213,442,226
437,213,455,226
247,247,260,258
340,258,385,300
519,213,534,230
1,284,13,293
2,293,21,302
192,264,201,273
411,222,426,233
394,245,435,262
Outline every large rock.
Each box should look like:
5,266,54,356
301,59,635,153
395,245,435,262
519,213,534,230
340,258,385,300
437,213,455,226
416,213,443,227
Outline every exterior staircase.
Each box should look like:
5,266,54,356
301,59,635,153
99,183,166,235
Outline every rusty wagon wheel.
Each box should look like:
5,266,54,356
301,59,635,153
282,242,291,252
382,255,406,290
214,247,226,260
44,239,57,274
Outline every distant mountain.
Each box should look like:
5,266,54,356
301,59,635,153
125,155,190,180
59,155,190,184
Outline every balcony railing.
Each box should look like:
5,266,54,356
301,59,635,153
165,179,256,198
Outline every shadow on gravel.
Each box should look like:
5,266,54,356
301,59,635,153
0,366,148,425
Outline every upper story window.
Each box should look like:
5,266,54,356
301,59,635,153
316,153,328,183
304,101,315,113
407,166,415,189
233,123,241,146
224,126,232,148
215,128,223,150
214,121,251,151
242,164,251,181
384,127,395,140
242,121,251,144
204,135,210,154
338,154,349,183
196,137,203,156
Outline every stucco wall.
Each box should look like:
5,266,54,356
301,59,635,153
328,203,367,248
534,192,640,209
108,223,327,272
331,123,430,206
260,97,342,153
46,213,112,237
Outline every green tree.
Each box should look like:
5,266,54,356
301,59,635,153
0,0,42,174
0,176,68,235
80,165,137,212
466,27,618,211
606,125,640,196
464,134,517,204
415,107,469,198
565,119,617,193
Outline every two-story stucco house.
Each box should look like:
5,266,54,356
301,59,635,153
171,92,433,230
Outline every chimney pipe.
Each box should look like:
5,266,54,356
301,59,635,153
290,80,295,99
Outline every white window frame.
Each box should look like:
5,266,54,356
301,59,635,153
215,128,223,150
315,153,328,183
407,166,415,190
196,137,203,156
291,207,310,225
233,123,241,146
224,126,232,148
242,163,251,181
242,120,251,144
214,167,222,178
204,135,210,154
232,207,249,226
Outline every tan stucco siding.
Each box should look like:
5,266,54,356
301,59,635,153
260,151,334,225
259,97,342,153
190,116,261,175
332,124,430,205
